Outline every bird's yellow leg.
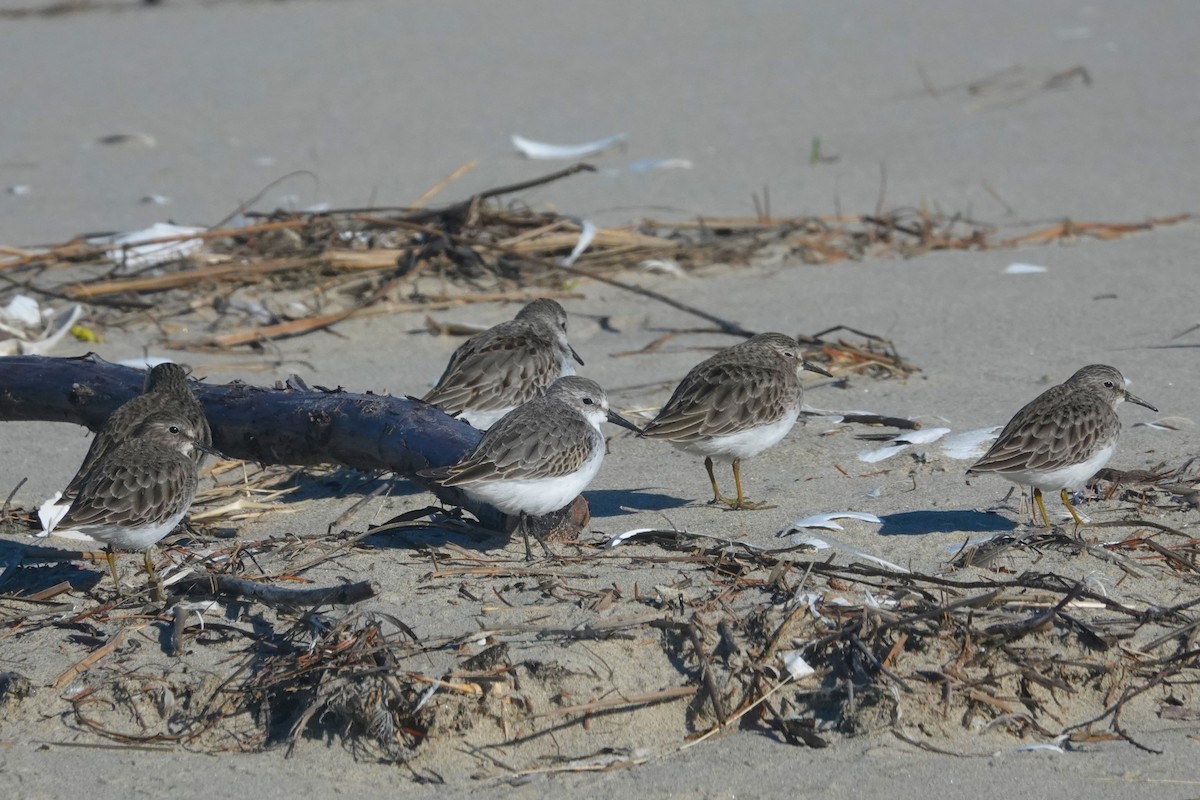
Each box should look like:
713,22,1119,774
1033,488,1053,528
1060,488,1086,527
105,547,123,597
705,457,734,506
143,548,165,602
726,459,775,511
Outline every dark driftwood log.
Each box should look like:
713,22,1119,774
0,354,588,540
169,573,378,607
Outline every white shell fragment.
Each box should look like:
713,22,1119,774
780,526,908,574
37,493,97,542
794,592,833,626
778,511,883,534
1,295,41,327
606,528,660,547
511,132,628,160
863,590,898,609
560,219,597,266
637,258,685,277
858,427,951,463
777,515,902,571
1004,262,1047,274
0,299,83,357
939,425,1003,460
895,427,952,446
857,445,901,464
92,222,206,271
1132,416,1194,431
779,650,816,680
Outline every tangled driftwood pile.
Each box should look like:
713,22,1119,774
5,488,1200,774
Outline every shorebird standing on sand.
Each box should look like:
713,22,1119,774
421,376,640,559
641,332,832,510
967,364,1157,526
57,412,212,596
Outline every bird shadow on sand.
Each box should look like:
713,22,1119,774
877,510,1016,536
356,490,691,554
349,508,504,553
582,489,692,518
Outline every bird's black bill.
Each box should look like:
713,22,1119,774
607,410,643,435
570,344,585,366
803,361,834,378
194,441,221,457
1125,390,1158,413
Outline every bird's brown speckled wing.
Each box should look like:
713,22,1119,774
429,397,599,484
422,324,560,414
64,383,210,496
61,446,198,530
968,386,1119,474
65,393,160,495
642,353,798,442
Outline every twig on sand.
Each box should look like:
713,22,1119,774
54,625,143,688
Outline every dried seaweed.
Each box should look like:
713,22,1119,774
7,453,1193,769
1,165,1187,354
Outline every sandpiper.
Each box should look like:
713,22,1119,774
57,412,211,595
64,361,211,498
422,298,584,430
641,333,832,510
967,364,1157,526
421,376,640,559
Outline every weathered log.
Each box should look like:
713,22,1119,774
0,354,589,538
169,573,378,608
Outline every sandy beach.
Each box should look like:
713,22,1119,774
2,2,1199,798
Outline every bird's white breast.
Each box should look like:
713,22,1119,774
464,448,605,516
1002,441,1117,492
77,507,189,551
673,408,800,461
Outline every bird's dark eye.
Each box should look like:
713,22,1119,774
783,350,795,358
1103,380,1115,388
169,425,181,433
582,397,595,405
